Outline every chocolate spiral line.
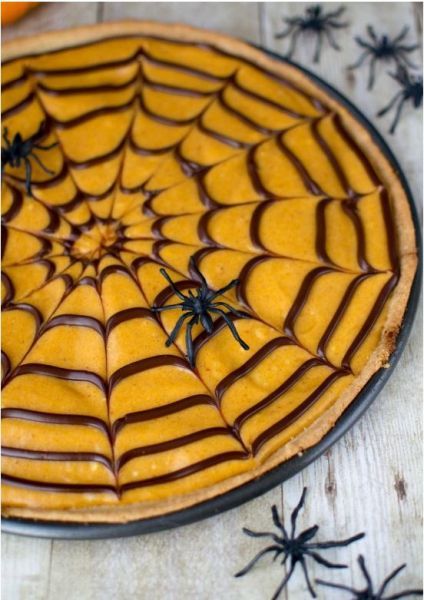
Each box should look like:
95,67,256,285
251,370,347,455
119,451,249,492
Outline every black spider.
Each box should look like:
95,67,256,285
377,66,423,134
1,126,57,195
349,25,419,90
152,256,249,367
275,5,349,63
316,554,423,599
235,487,365,599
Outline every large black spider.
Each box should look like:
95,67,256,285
152,257,249,367
1,126,57,196
377,66,423,134
274,5,349,63
235,487,365,599
349,25,419,90
316,554,423,599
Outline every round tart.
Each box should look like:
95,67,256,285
1,22,417,524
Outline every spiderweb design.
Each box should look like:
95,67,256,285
1,36,401,513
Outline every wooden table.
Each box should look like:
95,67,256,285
2,3,422,599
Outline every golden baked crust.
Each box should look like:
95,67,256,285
1,22,417,524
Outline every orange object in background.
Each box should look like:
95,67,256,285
1,2,39,26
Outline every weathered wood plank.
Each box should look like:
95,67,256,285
1,534,52,600
101,2,261,44
1,2,99,42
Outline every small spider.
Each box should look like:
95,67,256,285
316,554,423,599
1,126,58,196
377,66,423,134
349,25,419,90
235,487,365,599
152,256,249,367
275,5,349,63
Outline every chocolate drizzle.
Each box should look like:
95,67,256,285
1,31,405,501
216,336,294,403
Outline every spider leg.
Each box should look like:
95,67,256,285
235,545,282,577
158,268,188,301
348,49,371,70
313,31,323,63
282,16,301,26
152,303,189,312
270,563,296,600
327,21,349,29
188,256,208,288
387,588,424,599
28,151,55,175
164,311,192,347
296,524,319,544
290,487,307,539
377,90,404,116
210,302,246,317
389,95,408,134
316,578,359,593
354,37,374,50
377,563,406,596
300,557,317,598
285,28,301,59
271,505,289,539
325,6,346,19
274,23,296,40
323,28,342,51
357,555,373,590
304,550,346,569
391,65,409,85
307,531,364,549
33,141,59,150
24,158,33,196
367,24,378,43
393,25,409,44
2,127,11,148
242,527,282,543
396,51,419,69
208,278,240,300
368,55,378,90
185,315,197,367
396,43,420,52
208,308,249,350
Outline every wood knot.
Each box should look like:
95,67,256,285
394,473,407,501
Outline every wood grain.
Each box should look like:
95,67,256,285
1,3,422,599
1,2,99,41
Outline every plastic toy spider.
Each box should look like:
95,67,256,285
275,5,349,63
1,126,57,195
349,25,419,90
377,66,422,134
317,554,423,599
235,487,364,599
152,257,249,367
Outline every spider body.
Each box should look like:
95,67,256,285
349,26,419,89
235,487,364,599
152,257,249,367
1,126,57,195
317,554,423,599
275,5,349,63
377,66,422,133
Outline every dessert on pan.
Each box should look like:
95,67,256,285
1,22,417,523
